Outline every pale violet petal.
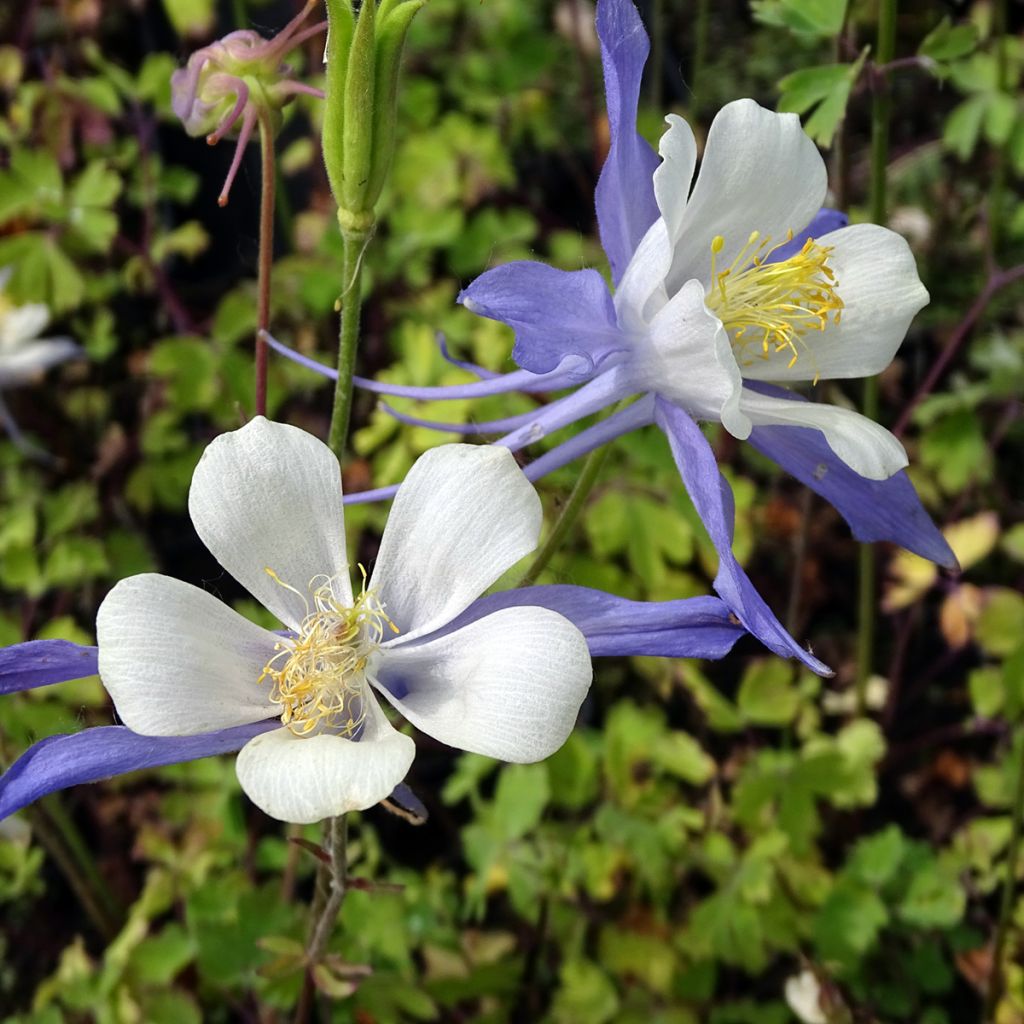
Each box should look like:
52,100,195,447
458,262,622,376
629,279,749,436
188,417,350,631
373,606,592,763
653,113,698,244
96,574,280,735
666,99,827,292
742,223,930,383
739,389,908,480
370,445,541,642
594,0,661,283
235,696,415,823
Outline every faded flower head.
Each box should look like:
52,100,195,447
171,0,325,205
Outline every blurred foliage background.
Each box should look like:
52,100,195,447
0,0,1022,1020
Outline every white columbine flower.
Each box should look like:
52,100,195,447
0,269,79,388
618,99,929,480
97,418,592,824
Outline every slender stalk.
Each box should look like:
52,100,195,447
982,733,1024,1023
855,0,897,709
255,117,276,418
691,0,709,115
294,816,350,1024
327,229,371,460
26,801,120,940
988,0,1008,259
517,443,610,588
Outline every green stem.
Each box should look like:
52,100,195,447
255,118,276,418
856,0,897,710
982,732,1024,1023
327,229,372,461
27,799,121,940
649,0,663,110
988,0,1008,259
294,815,350,1024
517,443,610,588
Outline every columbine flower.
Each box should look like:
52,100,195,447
0,268,80,452
0,532,762,819
87,417,593,823
0,272,78,388
171,0,325,206
263,0,954,672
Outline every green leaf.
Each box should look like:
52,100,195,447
846,825,907,887
778,52,866,146
737,659,800,726
983,91,1019,146
752,0,847,37
489,763,550,841
977,590,1024,658
920,408,990,493
919,18,980,62
161,0,216,37
814,877,889,965
898,861,966,928
652,731,715,785
943,94,988,160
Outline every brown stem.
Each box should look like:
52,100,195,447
893,264,1024,438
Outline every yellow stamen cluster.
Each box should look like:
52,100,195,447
705,230,844,380
259,568,399,738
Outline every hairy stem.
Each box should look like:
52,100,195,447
255,118,276,418
983,732,1024,1023
327,229,372,460
856,0,897,710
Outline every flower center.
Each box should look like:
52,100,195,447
259,569,398,738
705,231,844,380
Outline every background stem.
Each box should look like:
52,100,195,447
327,229,371,460
517,443,609,588
294,815,350,1024
255,118,276,418
856,0,897,710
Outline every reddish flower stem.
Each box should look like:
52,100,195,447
256,117,276,418
892,263,1024,438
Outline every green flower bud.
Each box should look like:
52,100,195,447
322,0,425,235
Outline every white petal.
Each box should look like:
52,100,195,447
742,223,930,383
614,216,673,330
235,695,414,823
0,304,50,349
96,573,280,735
654,114,698,244
188,417,350,631
0,339,79,386
373,607,592,763
666,99,827,293
740,389,908,480
630,279,750,437
370,445,541,643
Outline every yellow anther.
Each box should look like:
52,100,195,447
258,569,399,738
704,230,843,375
